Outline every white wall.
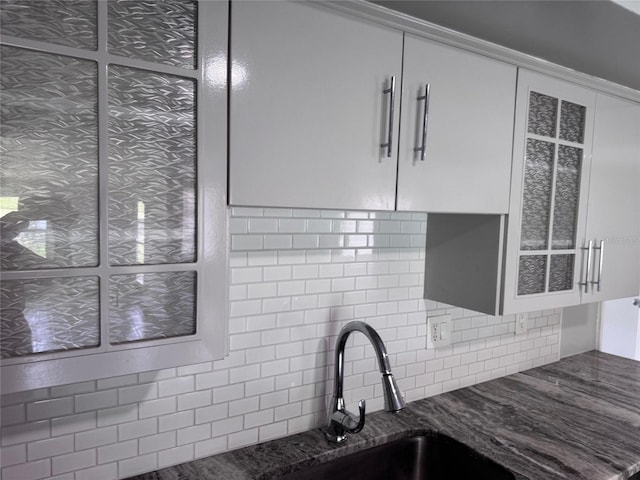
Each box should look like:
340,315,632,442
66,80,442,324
0,207,561,480
599,296,640,360
560,303,599,358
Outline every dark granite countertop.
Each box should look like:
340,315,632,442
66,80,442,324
129,351,640,480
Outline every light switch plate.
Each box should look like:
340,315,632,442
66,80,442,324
426,314,452,349
515,312,529,335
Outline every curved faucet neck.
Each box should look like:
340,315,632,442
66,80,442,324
333,321,392,399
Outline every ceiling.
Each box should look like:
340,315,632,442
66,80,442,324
371,1,640,91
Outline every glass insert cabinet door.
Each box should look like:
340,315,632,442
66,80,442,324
506,69,596,311
0,0,207,362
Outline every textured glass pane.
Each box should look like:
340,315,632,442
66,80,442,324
0,0,97,49
1,46,98,270
559,101,586,144
108,0,196,69
528,92,558,138
552,146,582,250
109,271,196,344
518,255,547,296
108,65,196,265
549,254,575,292
520,139,554,250
0,277,99,358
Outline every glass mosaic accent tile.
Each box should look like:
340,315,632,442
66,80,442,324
107,0,197,69
109,271,196,344
527,91,558,138
520,139,554,250
1,46,99,270
0,277,100,358
108,65,196,266
518,255,547,295
0,0,97,49
549,254,574,292
552,146,582,250
559,100,586,144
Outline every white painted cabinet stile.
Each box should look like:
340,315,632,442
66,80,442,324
230,1,403,210
396,34,516,213
584,95,640,302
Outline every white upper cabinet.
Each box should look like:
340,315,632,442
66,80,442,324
229,2,517,213
502,70,596,313
584,94,640,302
396,34,516,213
427,70,639,316
229,1,403,211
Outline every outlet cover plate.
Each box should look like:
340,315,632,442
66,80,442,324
426,314,452,349
515,312,529,335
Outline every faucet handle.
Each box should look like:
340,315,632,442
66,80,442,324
324,399,366,443
344,400,366,434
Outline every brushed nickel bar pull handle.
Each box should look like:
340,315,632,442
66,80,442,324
591,240,604,292
380,76,396,158
414,83,431,161
578,240,593,293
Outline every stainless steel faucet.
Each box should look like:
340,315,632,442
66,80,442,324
324,321,405,443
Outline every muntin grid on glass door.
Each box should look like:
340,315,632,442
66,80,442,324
517,91,587,296
0,0,202,360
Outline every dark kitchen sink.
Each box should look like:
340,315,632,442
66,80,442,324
277,433,515,480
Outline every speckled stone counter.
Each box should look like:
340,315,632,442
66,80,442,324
128,351,640,480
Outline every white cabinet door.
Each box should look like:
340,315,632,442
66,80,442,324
584,95,640,302
396,34,516,213
229,1,403,211
502,70,596,314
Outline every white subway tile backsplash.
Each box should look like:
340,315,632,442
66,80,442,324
245,378,275,397
50,381,96,398
2,420,50,446
178,390,212,412
2,458,51,480
75,463,118,480
139,432,176,455
195,404,228,424
51,449,96,475
27,434,74,460
159,411,194,433
158,444,194,469
177,424,211,446
139,397,176,419
1,404,25,427
118,418,157,441
118,452,158,478
75,426,118,450
98,375,138,391
1,443,26,467
75,390,118,413
27,397,73,421
0,208,564,479
119,383,158,405
97,439,138,464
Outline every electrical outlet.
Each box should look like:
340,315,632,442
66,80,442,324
515,312,529,335
426,314,452,349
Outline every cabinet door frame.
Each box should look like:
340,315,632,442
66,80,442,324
396,33,516,214
229,1,403,211
502,70,596,314
583,94,640,303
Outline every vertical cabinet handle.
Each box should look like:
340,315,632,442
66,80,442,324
578,240,593,293
380,76,396,158
414,83,431,160
591,240,605,292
